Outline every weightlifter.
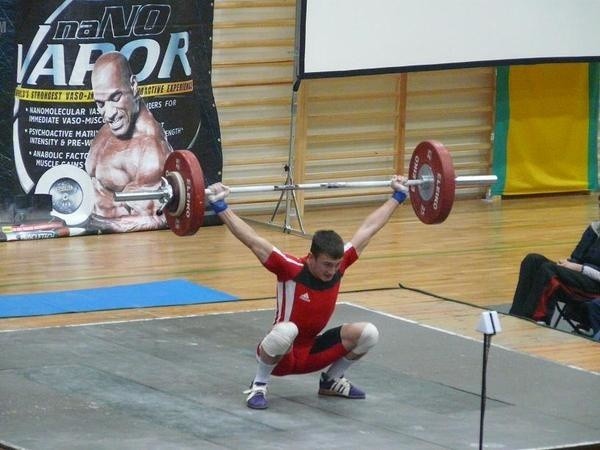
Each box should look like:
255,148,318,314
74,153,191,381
85,51,173,233
207,177,409,409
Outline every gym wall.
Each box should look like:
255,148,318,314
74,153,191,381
213,1,600,213
1,0,599,241
213,1,495,213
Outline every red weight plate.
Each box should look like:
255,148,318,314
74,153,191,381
408,141,456,224
163,150,205,236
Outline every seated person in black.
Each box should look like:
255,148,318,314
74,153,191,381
509,222,600,324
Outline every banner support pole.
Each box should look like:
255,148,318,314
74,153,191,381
260,0,308,235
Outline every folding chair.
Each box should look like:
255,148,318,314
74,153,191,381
551,298,594,337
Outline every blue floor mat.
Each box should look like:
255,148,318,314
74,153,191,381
0,279,238,317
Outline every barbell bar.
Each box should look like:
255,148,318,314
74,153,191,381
116,175,496,202
114,140,498,236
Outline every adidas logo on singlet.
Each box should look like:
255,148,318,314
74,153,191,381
299,292,310,302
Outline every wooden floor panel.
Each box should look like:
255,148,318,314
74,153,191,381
1,194,598,373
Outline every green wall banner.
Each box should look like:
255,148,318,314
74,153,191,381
493,63,599,196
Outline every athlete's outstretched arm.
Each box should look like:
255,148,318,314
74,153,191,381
207,183,273,264
350,175,407,255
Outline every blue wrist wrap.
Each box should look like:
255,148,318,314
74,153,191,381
210,199,229,214
392,191,407,204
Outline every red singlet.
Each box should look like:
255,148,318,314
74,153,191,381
261,244,358,375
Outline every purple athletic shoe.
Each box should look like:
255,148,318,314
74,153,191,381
244,382,268,409
318,373,366,399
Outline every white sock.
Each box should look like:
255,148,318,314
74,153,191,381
254,357,276,385
325,357,354,380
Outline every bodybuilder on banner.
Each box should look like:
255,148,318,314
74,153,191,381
85,51,173,233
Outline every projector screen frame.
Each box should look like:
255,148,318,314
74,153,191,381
294,0,600,83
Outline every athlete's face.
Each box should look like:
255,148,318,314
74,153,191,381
307,253,342,282
92,67,139,138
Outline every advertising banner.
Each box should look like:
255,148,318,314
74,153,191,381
0,0,222,241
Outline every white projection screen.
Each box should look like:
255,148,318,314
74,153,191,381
296,0,600,79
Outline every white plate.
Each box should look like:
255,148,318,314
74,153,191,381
35,165,95,227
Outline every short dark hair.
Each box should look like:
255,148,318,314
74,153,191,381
310,230,344,259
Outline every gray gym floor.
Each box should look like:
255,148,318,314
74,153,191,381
0,304,598,450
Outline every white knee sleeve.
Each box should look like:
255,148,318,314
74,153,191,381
353,323,379,355
260,322,299,357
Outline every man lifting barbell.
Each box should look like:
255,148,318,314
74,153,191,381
206,176,409,409
112,141,497,409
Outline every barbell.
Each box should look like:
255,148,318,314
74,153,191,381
114,140,497,236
